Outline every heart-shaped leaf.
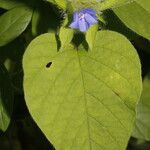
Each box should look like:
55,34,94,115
23,31,142,150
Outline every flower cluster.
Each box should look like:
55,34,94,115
69,8,98,32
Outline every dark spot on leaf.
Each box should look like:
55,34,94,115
46,62,52,68
114,91,120,97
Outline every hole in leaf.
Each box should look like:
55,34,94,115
46,62,52,68
114,91,120,97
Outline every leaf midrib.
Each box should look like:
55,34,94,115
77,50,92,150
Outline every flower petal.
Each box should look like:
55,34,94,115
79,19,89,32
69,8,98,32
69,21,79,29
84,13,98,25
73,12,78,22
69,12,79,29
81,8,96,16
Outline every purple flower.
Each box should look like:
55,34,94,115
69,8,98,32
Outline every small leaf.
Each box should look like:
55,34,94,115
59,27,74,50
0,63,14,131
0,6,33,47
23,31,142,150
86,24,98,50
133,72,150,140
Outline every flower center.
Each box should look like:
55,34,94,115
79,13,85,20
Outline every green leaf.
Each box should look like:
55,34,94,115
98,0,132,11
0,0,36,10
47,0,134,11
86,24,98,50
0,6,33,47
0,0,22,10
59,27,74,50
0,63,14,131
23,31,142,150
47,0,67,9
55,0,67,9
114,0,150,39
133,73,150,141
67,0,133,11
136,0,150,13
